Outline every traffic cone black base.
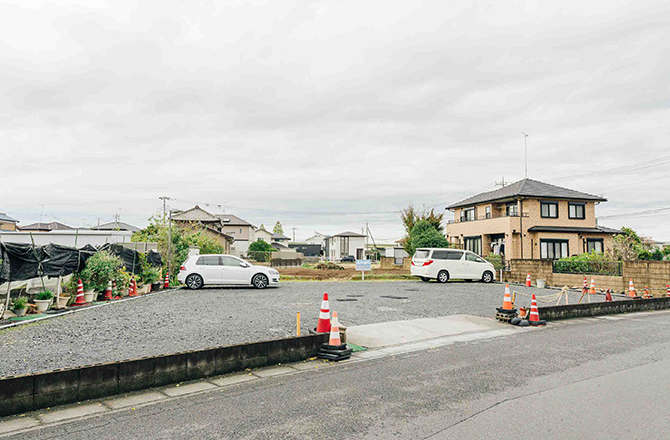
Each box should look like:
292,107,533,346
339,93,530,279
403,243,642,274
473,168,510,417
317,343,352,361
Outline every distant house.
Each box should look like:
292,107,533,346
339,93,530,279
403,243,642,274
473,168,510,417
216,214,257,254
20,222,74,232
305,231,327,245
326,231,367,261
272,233,291,246
289,243,322,257
91,221,140,232
0,213,19,231
171,205,234,252
254,227,273,243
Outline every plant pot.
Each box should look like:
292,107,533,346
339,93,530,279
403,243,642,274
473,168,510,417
58,296,70,308
139,284,151,294
151,282,161,292
34,299,51,312
537,279,546,289
14,307,28,317
84,290,96,303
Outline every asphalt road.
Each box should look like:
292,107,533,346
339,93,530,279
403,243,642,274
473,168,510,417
0,281,604,376
6,310,670,439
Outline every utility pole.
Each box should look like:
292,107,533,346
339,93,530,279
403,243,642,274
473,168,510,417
365,222,369,260
168,209,173,281
522,132,529,178
159,196,170,222
291,226,297,242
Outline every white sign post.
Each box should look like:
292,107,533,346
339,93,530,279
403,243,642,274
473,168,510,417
356,259,372,281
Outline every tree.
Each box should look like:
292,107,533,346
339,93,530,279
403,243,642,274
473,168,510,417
273,221,284,235
401,205,444,236
612,226,652,261
259,223,266,230
248,239,276,262
406,220,449,255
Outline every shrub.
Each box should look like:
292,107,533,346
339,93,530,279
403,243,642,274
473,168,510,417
141,266,161,285
13,297,28,309
485,254,504,270
406,220,449,255
36,290,54,300
315,262,345,270
81,251,125,293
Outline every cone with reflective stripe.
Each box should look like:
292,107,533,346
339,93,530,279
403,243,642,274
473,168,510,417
502,284,513,310
71,279,88,306
103,280,113,301
583,276,588,290
129,277,139,297
328,311,342,346
628,279,637,298
643,286,651,299
589,277,596,295
526,273,531,287
164,272,170,288
528,293,545,326
666,284,670,297
316,293,331,333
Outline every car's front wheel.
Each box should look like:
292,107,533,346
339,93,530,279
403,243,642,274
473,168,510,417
482,271,494,283
437,270,449,283
185,274,203,290
252,273,269,289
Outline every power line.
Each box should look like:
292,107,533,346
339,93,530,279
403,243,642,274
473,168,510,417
549,155,670,182
598,207,670,220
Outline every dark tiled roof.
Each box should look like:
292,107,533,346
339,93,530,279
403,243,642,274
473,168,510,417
91,221,140,232
21,222,73,231
334,231,367,237
527,225,621,234
0,213,18,223
216,214,255,228
447,178,607,209
272,233,291,240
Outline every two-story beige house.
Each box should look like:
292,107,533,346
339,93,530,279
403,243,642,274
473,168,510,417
445,179,620,261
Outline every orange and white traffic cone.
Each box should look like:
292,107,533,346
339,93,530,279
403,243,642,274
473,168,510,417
502,284,514,310
526,273,531,287
589,278,596,295
103,280,113,301
129,277,139,297
528,293,545,326
316,293,331,333
628,279,637,298
164,273,170,289
71,279,88,306
643,287,651,299
605,289,613,302
666,284,670,297
328,311,342,346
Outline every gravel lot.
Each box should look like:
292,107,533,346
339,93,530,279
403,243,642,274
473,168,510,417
0,281,607,376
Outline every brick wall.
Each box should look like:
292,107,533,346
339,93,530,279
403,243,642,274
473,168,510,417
380,257,411,270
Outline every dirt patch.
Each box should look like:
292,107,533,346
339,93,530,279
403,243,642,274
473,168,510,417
278,267,410,281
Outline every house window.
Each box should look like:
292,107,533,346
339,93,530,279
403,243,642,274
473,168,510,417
586,238,604,253
340,237,350,257
461,208,475,222
505,203,518,217
569,203,585,219
540,239,569,259
485,206,491,219
464,236,482,255
541,201,558,218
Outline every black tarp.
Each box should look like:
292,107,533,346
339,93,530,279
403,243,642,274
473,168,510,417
0,242,162,283
147,250,163,268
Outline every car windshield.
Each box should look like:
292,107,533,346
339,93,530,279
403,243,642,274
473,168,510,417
414,250,430,259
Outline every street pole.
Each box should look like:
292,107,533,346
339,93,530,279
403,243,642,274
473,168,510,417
168,210,172,282
522,132,529,177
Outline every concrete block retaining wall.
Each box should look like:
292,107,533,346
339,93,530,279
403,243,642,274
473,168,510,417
538,297,670,321
0,333,329,417
504,260,670,295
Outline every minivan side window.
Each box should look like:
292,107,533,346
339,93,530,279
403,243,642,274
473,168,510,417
432,250,449,260
466,253,479,262
414,250,431,259
196,256,221,266
445,251,463,260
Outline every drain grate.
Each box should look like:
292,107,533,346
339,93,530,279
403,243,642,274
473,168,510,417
336,298,358,301
380,295,409,300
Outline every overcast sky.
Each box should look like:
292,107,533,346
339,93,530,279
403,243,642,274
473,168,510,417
2,0,668,242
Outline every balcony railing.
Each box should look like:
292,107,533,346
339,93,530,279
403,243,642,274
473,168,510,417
447,212,529,224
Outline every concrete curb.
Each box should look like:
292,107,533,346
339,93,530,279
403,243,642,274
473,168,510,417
0,287,182,331
0,332,329,417
538,297,670,321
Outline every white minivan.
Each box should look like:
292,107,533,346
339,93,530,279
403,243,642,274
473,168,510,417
410,248,496,283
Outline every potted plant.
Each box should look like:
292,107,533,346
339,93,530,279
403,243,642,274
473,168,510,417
13,297,28,317
83,288,96,303
35,290,54,312
142,267,161,293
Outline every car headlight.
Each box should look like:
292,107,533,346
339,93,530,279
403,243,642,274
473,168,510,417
269,269,279,275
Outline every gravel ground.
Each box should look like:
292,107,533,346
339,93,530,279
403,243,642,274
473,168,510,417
0,281,609,376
